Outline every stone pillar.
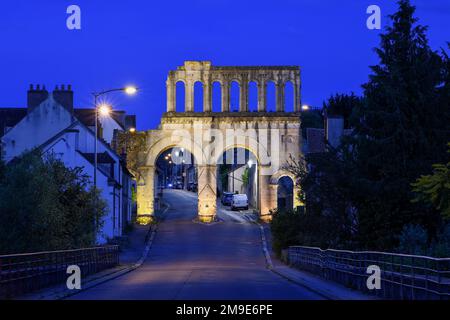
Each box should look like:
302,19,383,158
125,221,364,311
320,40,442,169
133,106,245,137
166,78,175,112
276,82,284,112
185,80,194,112
258,81,266,112
259,170,277,222
203,81,212,112
136,166,155,225
197,165,217,223
239,81,248,112
294,79,301,112
221,81,230,112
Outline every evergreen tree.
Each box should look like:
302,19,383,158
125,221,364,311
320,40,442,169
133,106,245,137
323,93,362,128
349,0,450,249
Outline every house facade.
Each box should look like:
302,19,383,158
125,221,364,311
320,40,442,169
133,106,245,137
0,85,136,243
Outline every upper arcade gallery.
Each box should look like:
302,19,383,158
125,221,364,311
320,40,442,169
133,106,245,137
165,61,302,114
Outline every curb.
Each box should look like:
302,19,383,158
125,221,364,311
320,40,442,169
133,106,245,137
255,221,334,300
64,203,171,299
28,204,171,300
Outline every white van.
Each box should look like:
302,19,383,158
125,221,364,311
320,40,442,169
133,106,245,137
231,194,249,210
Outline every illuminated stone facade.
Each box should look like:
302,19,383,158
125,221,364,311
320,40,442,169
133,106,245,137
136,61,303,224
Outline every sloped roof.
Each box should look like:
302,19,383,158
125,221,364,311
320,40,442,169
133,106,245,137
0,107,132,136
74,109,128,128
306,128,326,153
0,108,27,136
79,152,116,164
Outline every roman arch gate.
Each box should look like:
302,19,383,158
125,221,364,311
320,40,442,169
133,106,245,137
135,61,303,224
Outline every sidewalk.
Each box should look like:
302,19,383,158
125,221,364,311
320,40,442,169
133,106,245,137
19,224,154,300
260,224,375,300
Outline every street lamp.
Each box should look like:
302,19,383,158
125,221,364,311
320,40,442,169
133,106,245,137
92,85,138,196
98,104,111,117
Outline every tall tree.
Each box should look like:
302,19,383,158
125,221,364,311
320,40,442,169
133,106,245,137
349,0,450,249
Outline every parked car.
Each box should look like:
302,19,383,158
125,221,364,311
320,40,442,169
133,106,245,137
187,182,198,192
174,181,183,189
221,192,234,206
231,194,249,210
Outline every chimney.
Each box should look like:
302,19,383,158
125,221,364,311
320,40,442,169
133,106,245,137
325,116,344,148
27,84,49,113
53,84,74,113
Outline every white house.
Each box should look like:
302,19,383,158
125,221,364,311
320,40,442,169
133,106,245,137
0,85,135,243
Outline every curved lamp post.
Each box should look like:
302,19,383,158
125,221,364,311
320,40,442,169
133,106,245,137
91,86,138,198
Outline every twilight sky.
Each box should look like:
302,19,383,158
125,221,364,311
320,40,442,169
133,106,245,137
0,0,449,130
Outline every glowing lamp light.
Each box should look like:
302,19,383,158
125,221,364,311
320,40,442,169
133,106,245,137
98,104,111,117
129,127,136,133
301,104,310,111
124,86,138,95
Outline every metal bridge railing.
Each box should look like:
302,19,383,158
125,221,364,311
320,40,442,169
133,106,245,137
288,246,450,300
0,245,119,299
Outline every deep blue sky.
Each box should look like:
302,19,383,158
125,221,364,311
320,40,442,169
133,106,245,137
0,0,449,130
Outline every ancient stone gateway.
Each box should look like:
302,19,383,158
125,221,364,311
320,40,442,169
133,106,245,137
135,61,303,224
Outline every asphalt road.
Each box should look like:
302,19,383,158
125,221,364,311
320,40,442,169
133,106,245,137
69,190,323,300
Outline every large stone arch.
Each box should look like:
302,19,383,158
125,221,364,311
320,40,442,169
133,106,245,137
137,134,217,224
145,135,206,166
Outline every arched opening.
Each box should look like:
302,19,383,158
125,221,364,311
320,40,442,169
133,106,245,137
277,176,294,212
230,81,240,112
212,81,222,112
216,147,258,221
284,81,294,112
194,81,204,112
154,147,198,218
175,81,185,112
248,81,258,112
266,81,276,112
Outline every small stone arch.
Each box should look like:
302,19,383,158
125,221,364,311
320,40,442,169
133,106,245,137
270,170,295,185
270,170,302,210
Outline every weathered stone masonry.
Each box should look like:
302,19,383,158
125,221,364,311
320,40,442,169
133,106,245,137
136,61,303,224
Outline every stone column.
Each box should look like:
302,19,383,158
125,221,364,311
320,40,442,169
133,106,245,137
294,79,301,112
203,81,212,112
239,81,248,112
259,169,277,222
258,81,266,112
136,166,155,225
185,80,194,112
221,81,230,112
197,165,217,223
276,82,284,112
166,78,175,112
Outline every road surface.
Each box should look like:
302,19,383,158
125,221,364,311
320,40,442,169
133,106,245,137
69,190,323,300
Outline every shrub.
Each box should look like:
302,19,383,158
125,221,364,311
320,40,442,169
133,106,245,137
270,209,301,257
397,224,428,255
0,151,107,254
